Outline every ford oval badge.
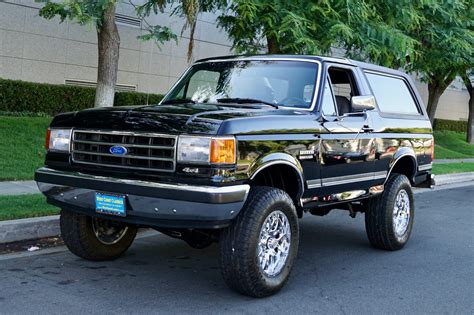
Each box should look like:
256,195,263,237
109,145,128,155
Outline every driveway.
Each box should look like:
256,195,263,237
0,186,473,314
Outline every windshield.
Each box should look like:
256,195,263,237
163,60,319,109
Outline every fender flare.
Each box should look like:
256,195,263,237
385,147,418,183
249,153,305,204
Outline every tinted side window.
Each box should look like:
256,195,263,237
365,72,420,114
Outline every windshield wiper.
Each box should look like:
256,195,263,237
217,98,279,109
161,99,196,105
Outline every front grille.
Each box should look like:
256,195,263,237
72,130,177,172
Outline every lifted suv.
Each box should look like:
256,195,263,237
36,55,434,297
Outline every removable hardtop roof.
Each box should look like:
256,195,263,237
195,54,411,81
195,54,349,65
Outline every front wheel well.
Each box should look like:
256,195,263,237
250,164,303,216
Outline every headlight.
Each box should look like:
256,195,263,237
46,128,72,152
177,136,236,164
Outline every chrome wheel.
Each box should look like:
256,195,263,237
257,210,291,277
393,189,410,238
92,218,129,245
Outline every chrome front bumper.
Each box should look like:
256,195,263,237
35,167,250,229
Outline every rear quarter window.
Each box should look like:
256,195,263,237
365,72,420,115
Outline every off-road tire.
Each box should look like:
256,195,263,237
365,174,414,250
219,186,299,297
60,209,137,261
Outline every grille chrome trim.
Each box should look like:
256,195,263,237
73,139,174,150
73,150,175,162
72,129,176,137
72,130,177,172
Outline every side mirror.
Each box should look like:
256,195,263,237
351,95,376,112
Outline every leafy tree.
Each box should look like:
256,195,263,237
36,0,219,107
404,0,473,124
217,0,417,64
137,0,226,61
455,3,474,144
345,0,473,124
219,0,473,128
218,0,322,54
342,0,423,68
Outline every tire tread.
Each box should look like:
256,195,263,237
365,174,414,251
60,209,137,261
220,186,299,297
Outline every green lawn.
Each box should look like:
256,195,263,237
434,130,474,159
0,116,51,181
432,162,474,175
0,194,59,221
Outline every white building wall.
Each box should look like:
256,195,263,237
0,0,232,94
413,77,470,121
0,0,470,120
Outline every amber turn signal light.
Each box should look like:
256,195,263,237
210,138,236,164
45,128,51,150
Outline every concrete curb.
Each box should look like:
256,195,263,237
433,158,474,164
0,215,59,244
434,172,474,186
1,172,473,244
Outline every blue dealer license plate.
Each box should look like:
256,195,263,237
95,193,126,217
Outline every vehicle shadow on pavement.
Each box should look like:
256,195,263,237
1,213,375,308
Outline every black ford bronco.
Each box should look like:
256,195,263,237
36,55,435,297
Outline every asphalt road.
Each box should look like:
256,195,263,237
1,186,473,314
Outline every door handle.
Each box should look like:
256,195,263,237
362,125,374,133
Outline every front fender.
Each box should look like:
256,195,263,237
249,153,304,178
247,153,306,202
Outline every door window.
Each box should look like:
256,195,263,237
321,78,337,116
327,68,360,115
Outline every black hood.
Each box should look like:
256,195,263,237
50,103,320,135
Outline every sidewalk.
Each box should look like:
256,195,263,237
432,158,474,164
0,181,38,196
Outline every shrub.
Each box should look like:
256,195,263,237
0,78,164,116
433,119,468,133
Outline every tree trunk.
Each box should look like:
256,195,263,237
461,73,473,143
468,94,474,144
187,18,197,62
266,34,282,54
95,4,120,108
426,81,445,125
